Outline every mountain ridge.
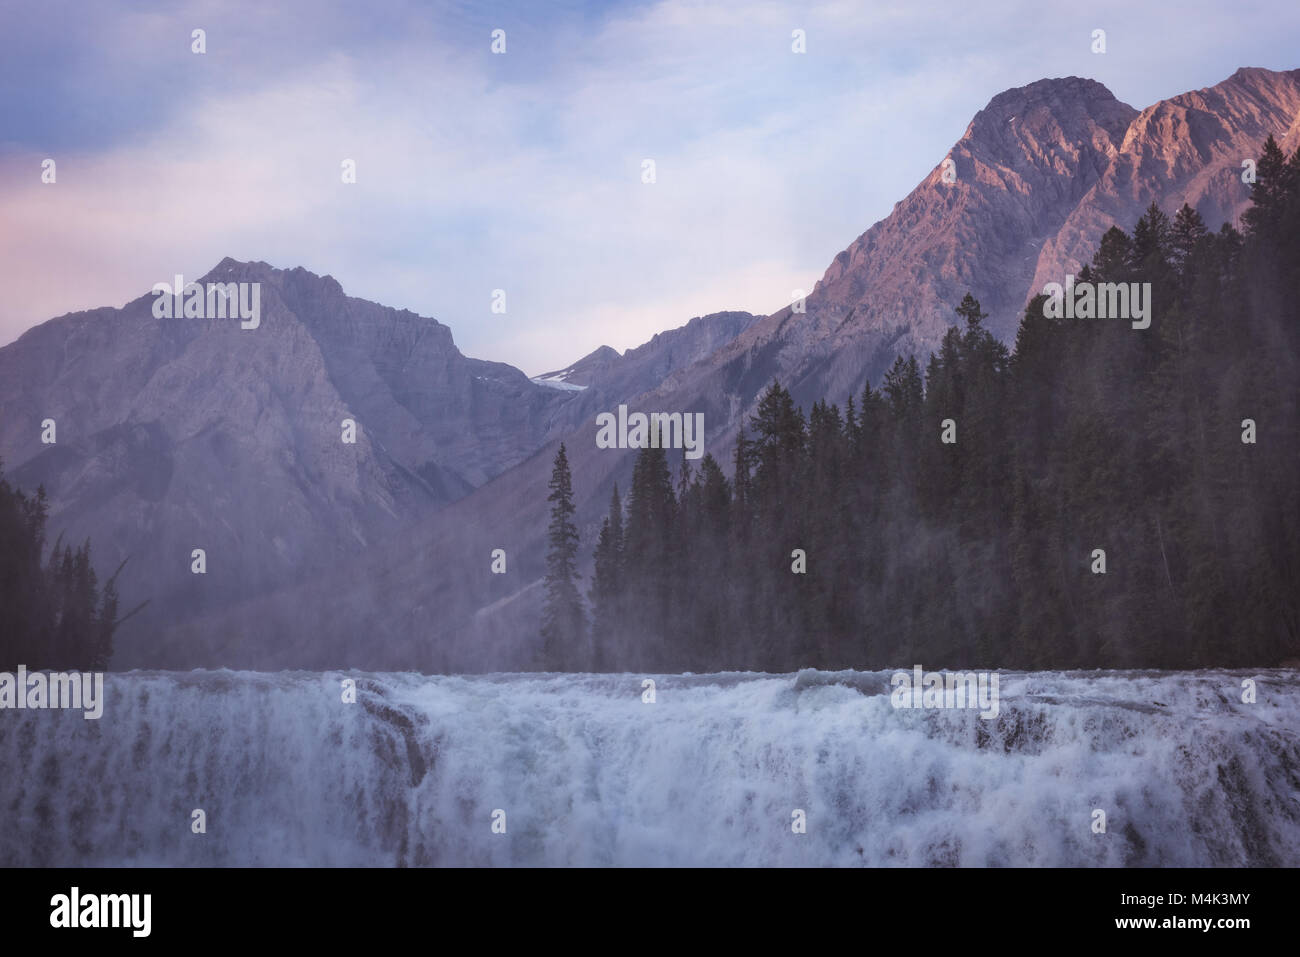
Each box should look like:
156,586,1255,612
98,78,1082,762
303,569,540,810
0,261,760,658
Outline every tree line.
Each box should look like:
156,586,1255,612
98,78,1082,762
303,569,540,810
0,461,139,671
541,136,1300,673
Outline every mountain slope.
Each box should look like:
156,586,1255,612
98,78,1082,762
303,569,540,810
0,258,571,638
680,68,1300,421
1030,66,1300,296
540,311,759,435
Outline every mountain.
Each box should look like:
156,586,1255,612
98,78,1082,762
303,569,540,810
675,68,1300,419
8,67,1298,671
537,313,757,392
0,258,575,637
165,66,1300,673
0,264,758,657
533,345,620,389
538,311,759,434
1028,66,1300,303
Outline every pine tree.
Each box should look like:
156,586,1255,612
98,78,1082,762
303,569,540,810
731,427,754,540
540,443,586,670
954,292,987,332
749,381,805,486
588,484,623,670
1091,226,1134,281
0,463,47,668
623,439,676,668
1242,135,1293,240
1133,201,1173,268
1171,203,1208,277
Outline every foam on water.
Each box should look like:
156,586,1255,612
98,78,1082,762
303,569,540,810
2,669,1297,866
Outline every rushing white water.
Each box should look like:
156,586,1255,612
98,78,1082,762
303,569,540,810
1,669,1297,866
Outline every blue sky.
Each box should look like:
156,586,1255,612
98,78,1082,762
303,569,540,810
2,0,1297,373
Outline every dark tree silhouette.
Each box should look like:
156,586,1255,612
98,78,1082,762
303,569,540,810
540,443,586,669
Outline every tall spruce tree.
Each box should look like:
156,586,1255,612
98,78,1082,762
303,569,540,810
1171,203,1208,277
540,443,586,670
588,484,624,670
623,439,676,669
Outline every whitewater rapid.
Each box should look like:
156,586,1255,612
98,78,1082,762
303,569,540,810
1,669,1297,866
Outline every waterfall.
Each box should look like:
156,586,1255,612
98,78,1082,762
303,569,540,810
2,669,1297,866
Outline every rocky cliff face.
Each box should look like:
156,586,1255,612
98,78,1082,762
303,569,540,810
676,68,1300,420
0,258,572,638
1030,67,1300,298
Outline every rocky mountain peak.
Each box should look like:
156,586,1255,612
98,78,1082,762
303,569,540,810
964,76,1135,149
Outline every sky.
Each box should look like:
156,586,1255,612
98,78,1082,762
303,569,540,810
2,0,1298,375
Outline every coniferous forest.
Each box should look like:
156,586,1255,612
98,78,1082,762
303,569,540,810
541,137,1300,673
0,461,132,671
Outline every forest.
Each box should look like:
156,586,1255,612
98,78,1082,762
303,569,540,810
0,463,130,671
541,136,1300,673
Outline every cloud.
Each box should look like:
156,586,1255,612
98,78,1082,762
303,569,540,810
2,0,1298,373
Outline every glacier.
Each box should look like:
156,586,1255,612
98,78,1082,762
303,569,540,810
1,669,1297,867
